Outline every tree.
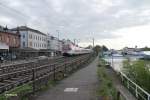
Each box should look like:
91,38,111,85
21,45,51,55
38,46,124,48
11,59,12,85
85,45,93,49
93,45,101,55
141,46,150,51
102,45,109,52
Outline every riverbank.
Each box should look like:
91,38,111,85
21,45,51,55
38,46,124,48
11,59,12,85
97,59,118,100
97,58,136,100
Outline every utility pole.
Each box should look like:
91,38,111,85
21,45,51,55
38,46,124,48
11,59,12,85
76,39,80,46
74,39,76,45
92,38,94,48
56,30,59,40
73,39,80,46
56,30,60,55
91,32,95,48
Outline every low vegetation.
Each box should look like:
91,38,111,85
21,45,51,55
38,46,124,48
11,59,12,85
0,83,32,100
122,59,150,93
0,80,56,100
97,58,117,100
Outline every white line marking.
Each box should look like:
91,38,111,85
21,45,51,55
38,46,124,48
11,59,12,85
64,88,78,92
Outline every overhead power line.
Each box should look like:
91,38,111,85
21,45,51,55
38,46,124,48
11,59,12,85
0,2,30,19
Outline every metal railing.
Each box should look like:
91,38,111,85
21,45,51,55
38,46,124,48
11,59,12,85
119,71,150,100
32,54,94,92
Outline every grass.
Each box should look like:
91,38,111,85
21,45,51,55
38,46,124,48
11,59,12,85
38,80,57,92
96,58,117,100
0,80,56,100
0,83,32,100
122,59,150,93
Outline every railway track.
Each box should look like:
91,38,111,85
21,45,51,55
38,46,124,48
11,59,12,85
0,56,72,74
0,54,91,93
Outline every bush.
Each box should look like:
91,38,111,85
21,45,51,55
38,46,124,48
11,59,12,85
123,60,150,93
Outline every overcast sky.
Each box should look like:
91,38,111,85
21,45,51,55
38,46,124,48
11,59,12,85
0,0,150,49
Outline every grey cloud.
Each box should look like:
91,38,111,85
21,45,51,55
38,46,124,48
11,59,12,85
0,0,150,42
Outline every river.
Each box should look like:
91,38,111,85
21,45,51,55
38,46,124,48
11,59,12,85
104,55,142,72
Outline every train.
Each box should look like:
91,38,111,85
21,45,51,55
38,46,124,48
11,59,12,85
63,44,93,56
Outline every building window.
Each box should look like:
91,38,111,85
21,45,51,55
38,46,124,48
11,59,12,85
23,34,25,39
13,38,16,44
29,34,32,39
6,36,10,43
29,42,32,47
0,36,1,41
23,42,25,47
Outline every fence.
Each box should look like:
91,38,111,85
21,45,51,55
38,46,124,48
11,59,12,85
32,54,94,92
1,54,95,99
119,71,150,100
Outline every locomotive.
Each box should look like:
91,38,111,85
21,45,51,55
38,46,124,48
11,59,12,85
63,44,93,56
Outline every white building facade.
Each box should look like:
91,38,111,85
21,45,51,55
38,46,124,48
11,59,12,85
47,36,63,56
47,36,60,51
12,26,47,50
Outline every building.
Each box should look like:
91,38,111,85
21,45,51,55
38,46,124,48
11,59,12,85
11,26,47,50
0,26,20,49
58,40,63,52
47,36,62,56
122,46,141,55
0,42,9,50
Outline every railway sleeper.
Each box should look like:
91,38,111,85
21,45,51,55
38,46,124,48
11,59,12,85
0,70,32,81
1,75,32,92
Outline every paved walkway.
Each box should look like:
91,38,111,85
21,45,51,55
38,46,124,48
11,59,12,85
36,58,99,100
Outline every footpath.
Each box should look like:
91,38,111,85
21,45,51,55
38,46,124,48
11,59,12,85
36,57,99,100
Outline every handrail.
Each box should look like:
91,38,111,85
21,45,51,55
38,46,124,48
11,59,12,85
120,71,150,100
104,59,150,100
